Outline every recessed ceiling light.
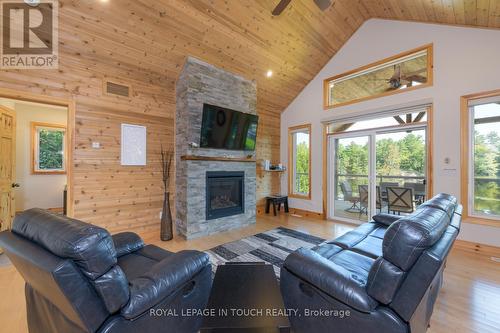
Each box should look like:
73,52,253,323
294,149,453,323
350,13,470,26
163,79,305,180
100,0,109,3
266,70,273,78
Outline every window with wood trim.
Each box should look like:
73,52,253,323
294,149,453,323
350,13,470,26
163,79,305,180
461,91,500,225
288,124,311,199
31,122,67,174
324,44,433,109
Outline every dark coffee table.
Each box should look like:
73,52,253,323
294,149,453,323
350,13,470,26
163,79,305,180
200,262,291,333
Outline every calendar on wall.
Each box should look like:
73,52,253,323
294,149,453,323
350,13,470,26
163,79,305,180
121,124,147,166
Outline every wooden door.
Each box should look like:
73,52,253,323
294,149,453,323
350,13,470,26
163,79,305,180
0,106,15,232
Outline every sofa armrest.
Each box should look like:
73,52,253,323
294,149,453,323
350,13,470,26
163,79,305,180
112,232,144,257
121,250,210,319
372,213,401,226
283,248,378,313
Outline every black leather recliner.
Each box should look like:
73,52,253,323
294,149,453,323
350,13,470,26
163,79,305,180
281,193,461,333
0,209,212,333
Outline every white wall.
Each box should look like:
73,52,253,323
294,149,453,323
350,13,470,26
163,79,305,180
10,102,67,211
281,19,500,247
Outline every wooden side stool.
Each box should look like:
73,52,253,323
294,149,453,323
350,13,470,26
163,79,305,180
265,195,289,216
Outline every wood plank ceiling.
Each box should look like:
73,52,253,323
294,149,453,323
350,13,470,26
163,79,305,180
0,0,498,233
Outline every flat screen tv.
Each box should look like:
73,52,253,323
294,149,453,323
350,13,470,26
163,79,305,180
200,104,259,151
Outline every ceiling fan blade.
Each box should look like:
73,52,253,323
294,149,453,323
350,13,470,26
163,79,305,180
404,74,427,83
272,0,292,15
313,0,332,11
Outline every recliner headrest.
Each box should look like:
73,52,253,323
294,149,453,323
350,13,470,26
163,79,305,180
382,206,450,271
12,208,117,279
417,193,457,219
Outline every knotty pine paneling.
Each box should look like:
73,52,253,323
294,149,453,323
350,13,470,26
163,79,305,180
0,1,287,233
364,0,500,28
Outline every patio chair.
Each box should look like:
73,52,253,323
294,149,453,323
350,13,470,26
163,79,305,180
387,186,414,215
380,182,399,200
404,182,426,205
340,180,360,212
358,185,384,217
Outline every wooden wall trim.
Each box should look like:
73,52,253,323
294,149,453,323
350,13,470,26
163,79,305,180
287,207,324,220
288,123,312,200
256,204,324,220
453,239,500,258
0,88,76,218
460,89,500,228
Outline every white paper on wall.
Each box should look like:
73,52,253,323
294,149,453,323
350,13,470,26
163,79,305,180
121,124,147,166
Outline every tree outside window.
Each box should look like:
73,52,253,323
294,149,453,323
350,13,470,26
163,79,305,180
289,125,311,199
471,103,500,217
32,122,66,174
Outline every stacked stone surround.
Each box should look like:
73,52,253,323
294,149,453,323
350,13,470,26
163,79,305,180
175,57,257,239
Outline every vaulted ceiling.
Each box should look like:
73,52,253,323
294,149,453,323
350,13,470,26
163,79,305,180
54,0,500,114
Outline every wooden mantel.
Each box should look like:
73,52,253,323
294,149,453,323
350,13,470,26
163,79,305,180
180,155,256,163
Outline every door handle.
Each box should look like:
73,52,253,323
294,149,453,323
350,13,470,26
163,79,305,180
11,183,20,188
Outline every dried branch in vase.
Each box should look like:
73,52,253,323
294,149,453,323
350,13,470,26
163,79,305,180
160,144,174,192
160,144,174,241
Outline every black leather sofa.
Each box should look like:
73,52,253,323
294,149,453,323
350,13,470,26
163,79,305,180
0,209,212,333
280,193,461,333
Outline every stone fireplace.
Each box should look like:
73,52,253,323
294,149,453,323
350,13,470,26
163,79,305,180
206,171,244,220
175,57,257,239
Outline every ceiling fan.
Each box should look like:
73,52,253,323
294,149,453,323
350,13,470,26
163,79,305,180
384,64,427,90
272,0,332,16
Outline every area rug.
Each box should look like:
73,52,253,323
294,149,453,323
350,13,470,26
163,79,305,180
205,227,325,279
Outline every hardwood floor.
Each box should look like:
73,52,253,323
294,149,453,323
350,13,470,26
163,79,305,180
0,214,499,333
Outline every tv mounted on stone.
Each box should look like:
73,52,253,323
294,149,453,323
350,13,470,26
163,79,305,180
199,103,259,151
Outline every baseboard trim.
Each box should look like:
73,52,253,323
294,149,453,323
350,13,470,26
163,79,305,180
287,207,325,219
256,205,325,220
453,239,500,257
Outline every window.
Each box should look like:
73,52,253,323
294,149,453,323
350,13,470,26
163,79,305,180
325,106,432,223
461,91,500,225
288,124,311,199
32,122,66,174
324,44,433,109
326,110,428,134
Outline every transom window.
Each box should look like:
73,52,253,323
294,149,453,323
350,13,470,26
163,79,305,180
288,124,311,199
324,44,433,109
31,122,67,174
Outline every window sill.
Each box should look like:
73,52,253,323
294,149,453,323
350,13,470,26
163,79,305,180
463,216,500,228
289,193,311,200
32,171,66,175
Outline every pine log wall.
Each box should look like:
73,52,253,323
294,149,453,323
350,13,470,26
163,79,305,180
0,1,287,233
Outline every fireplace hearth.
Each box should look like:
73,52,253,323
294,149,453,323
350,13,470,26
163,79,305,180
206,171,244,220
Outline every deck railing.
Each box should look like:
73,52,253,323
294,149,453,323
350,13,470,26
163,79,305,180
335,173,426,199
293,172,309,195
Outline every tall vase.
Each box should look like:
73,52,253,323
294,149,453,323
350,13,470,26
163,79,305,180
160,191,173,241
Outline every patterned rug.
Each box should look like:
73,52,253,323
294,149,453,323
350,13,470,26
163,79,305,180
205,227,325,279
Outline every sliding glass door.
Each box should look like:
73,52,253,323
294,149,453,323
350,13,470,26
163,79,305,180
376,129,427,215
327,110,430,223
331,135,371,222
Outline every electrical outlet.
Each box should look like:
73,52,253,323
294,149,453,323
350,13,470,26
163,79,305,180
491,257,500,263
